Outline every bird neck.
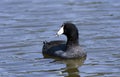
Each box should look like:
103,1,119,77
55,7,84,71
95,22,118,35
66,35,79,49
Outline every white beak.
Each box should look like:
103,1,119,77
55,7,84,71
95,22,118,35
57,26,64,36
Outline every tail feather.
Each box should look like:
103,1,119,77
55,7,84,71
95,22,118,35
43,40,47,45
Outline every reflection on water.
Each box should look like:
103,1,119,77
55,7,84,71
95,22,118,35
0,0,120,77
45,56,86,77
43,54,86,77
61,58,86,77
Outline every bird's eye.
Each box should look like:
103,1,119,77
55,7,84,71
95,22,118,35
61,23,65,27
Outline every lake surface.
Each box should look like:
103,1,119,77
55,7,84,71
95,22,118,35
0,0,120,77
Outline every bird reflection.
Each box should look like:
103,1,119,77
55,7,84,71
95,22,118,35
61,57,86,77
43,54,86,77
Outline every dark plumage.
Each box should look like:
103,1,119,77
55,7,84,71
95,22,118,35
42,22,86,59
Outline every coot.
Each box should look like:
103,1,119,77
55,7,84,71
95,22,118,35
42,22,86,59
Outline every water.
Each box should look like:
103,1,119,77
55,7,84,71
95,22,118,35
0,0,120,77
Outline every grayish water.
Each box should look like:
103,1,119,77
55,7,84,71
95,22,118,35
0,0,120,77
